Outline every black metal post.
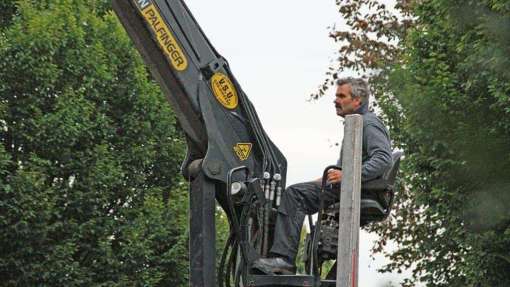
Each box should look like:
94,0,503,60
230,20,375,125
190,172,217,287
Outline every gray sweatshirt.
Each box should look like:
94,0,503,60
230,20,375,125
337,104,392,182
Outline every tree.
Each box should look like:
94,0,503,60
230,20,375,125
0,0,18,29
320,0,510,286
0,0,191,285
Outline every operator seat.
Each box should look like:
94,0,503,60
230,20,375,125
311,151,403,264
322,151,402,224
359,150,403,225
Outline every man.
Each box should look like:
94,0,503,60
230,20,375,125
252,77,393,275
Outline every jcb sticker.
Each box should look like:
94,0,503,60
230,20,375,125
234,143,252,161
135,0,188,71
211,73,238,110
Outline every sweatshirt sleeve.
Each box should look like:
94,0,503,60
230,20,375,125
362,123,392,182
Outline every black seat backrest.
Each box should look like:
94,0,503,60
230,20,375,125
384,151,403,187
361,151,403,193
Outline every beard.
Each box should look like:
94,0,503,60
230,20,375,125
336,103,354,117
336,105,347,117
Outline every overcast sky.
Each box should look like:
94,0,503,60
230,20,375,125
184,1,413,286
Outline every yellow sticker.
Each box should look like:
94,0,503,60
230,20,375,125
234,143,252,161
211,73,238,109
138,2,188,71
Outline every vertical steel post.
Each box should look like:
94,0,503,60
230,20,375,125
336,115,363,287
190,172,216,287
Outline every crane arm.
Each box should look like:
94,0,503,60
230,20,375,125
112,0,287,184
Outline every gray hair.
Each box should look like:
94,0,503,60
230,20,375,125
336,77,370,105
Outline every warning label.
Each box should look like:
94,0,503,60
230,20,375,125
234,143,252,161
211,73,238,110
136,1,188,71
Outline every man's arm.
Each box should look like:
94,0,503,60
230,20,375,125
362,123,392,182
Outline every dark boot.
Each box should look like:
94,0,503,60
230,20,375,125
251,257,296,275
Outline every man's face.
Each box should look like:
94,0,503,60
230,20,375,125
334,84,361,117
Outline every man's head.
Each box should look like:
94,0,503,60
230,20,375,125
334,77,370,117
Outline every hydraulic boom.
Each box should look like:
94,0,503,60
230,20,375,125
112,0,287,184
112,0,291,286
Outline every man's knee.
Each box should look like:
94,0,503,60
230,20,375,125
278,184,305,216
283,184,302,200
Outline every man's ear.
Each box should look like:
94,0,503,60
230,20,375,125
353,97,362,107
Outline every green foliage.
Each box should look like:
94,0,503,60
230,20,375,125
0,0,18,29
0,0,191,285
350,0,510,286
327,0,510,285
215,207,230,272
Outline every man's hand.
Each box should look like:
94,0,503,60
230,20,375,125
327,169,343,184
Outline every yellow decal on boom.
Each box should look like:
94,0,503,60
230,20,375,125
211,73,238,110
138,2,188,71
234,143,252,161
